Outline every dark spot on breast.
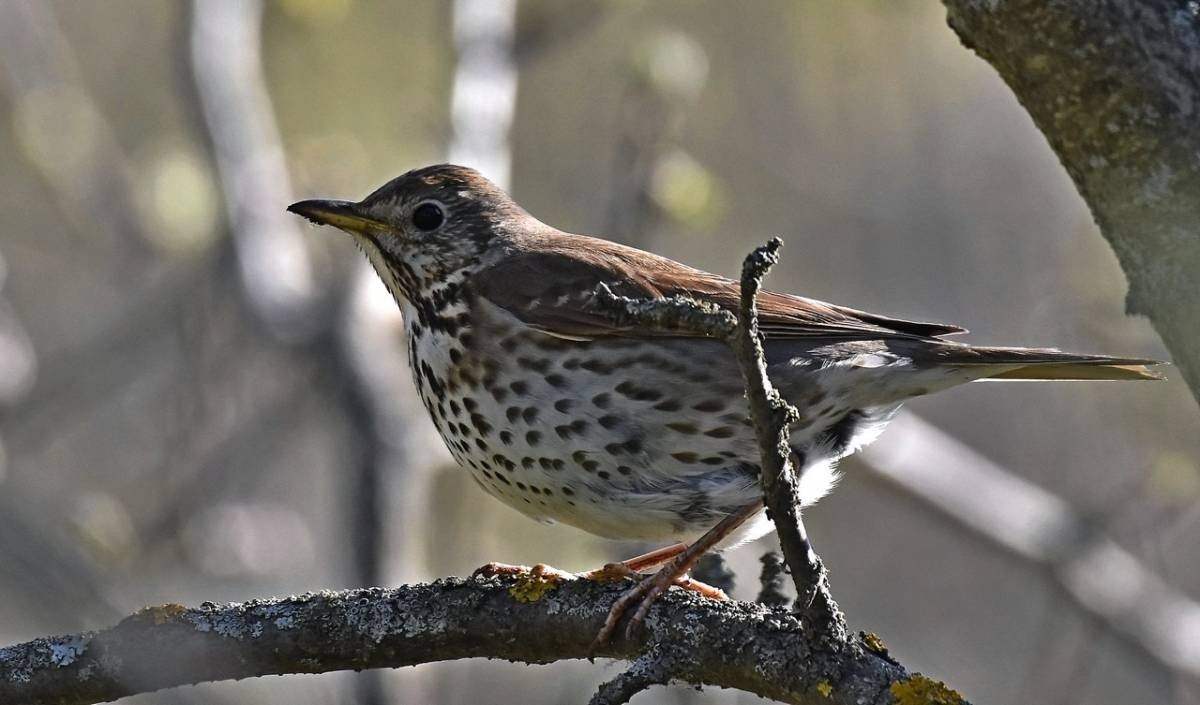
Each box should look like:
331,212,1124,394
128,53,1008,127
505,407,521,422
538,458,555,470
545,374,567,388
529,485,541,495
552,459,565,471
570,420,588,434
582,460,599,472
522,407,539,423
704,426,735,439
592,393,611,408
456,422,471,436
495,473,511,485
554,425,572,440
701,456,726,465
449,348,463,364
474,438,488,451
510,380,529,395
448,400,461,417
598,415,621,429
666,422,698,435
517,356,551,373
571,450,588,463
562,486,575,496
671,452,699,463
470,413,493,436
604,442,624,456
489,387,509,403
623,437,643,454
521,457,535,469
515,482,527,491
653,399,682,412
526,430,542,445
617,465,632,475
563,358,581,370
581,359,614,374
597,471,610,480
554,399,576,413
500,337,518,352
693,399,726,413
499,431,514,445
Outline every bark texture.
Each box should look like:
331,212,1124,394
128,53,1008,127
0,576,956,705
943,0,1200,405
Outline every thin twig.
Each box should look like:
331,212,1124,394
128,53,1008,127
758,551,791,608
590,242,846,637
728,239,844,636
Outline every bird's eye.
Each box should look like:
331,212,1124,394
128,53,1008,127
412,202,445,231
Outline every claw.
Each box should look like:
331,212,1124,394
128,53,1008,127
590,568,727,650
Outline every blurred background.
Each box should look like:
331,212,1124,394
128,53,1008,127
0,1,1197,704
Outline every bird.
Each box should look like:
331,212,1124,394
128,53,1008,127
288,163,1162,642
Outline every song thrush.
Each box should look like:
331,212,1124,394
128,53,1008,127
289,164,1161,641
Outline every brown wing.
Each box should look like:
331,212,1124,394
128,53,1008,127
471,232,966,341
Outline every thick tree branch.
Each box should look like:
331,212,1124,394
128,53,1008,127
0,576,957,705
942,0,1200,406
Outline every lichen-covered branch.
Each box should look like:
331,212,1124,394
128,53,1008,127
942,0,1200,406
0,577,959,705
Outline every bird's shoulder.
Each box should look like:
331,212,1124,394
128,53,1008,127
468,230,965,341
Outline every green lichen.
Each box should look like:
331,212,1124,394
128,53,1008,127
890,675,964,705
131,603,188,625
508,571,562,603
861,631,889,657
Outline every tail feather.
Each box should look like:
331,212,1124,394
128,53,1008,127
955,346,1165,381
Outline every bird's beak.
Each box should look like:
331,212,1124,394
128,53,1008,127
287,199,391,235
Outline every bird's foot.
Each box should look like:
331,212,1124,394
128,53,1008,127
472,561,576,583
582,562,641,583
590,560,728,651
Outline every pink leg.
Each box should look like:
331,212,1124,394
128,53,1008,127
592,503,761,648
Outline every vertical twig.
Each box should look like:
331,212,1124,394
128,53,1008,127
730,239,844,637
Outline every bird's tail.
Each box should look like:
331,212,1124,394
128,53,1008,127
963,346,1164,381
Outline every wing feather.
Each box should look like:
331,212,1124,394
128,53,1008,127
471,233,964,342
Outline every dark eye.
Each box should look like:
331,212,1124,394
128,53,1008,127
412,202,444,231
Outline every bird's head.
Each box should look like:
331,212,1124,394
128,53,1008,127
288,164,530,304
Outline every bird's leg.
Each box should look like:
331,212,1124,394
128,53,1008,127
592,503,762,649
583,542,689,582
475,542,690,585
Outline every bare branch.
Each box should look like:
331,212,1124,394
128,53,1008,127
758,551,791,609
862,414,1200,679
0,576,957,705
189,0,321,339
